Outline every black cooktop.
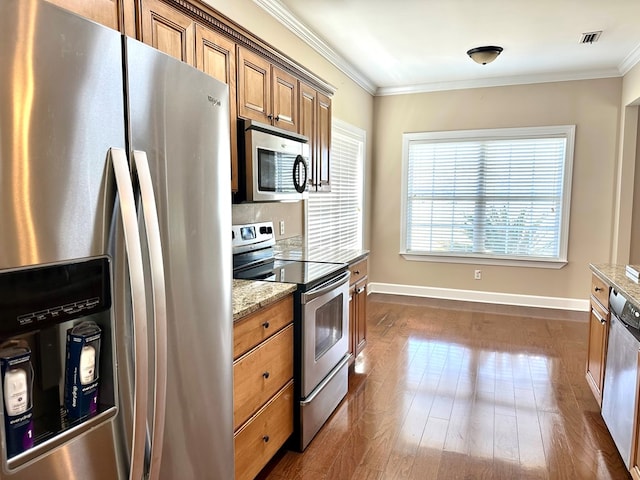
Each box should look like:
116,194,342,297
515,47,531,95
233,258,347,290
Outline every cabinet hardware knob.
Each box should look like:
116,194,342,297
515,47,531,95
262,321,270,329
263,371,270,379
263,435,270,443
594,287,603,292
354,270,360,275
275,115,280,121
267,114,273,120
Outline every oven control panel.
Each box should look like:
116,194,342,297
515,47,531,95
232,221,275,254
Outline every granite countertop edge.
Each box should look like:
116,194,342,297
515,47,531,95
232,279,297,322
590,263,640,307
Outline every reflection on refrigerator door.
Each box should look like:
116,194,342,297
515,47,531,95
0,257,117,470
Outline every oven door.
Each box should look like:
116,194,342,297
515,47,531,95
300,270,350,398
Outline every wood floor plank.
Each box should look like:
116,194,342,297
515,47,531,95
258,294,631,480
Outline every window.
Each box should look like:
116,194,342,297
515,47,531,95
307,119,365,251
401,125,575,267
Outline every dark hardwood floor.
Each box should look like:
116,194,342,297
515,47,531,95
258,293,630,479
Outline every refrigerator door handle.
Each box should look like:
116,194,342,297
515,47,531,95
132,150,168,480
109,147,149,480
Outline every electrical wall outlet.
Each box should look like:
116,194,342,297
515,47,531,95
474,269,482,280
279,220,285,236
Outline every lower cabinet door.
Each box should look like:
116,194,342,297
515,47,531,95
234,381,294,480
585,302,608,405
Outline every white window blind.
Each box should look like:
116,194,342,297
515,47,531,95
401,126,575,265
307,119,365,251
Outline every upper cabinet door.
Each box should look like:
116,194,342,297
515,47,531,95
299,83,332,192
316,92,332,191
271,67,298,133
237,47,299,133
195,25,239,192
299,83,318,187
237,47,271,124
44,0,121,30
140,0,195,65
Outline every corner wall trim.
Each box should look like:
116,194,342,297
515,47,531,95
368,282,590,312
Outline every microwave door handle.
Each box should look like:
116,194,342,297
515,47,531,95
293,155,307,193
301,270,351,304
131,150,168,480
108,147,149,480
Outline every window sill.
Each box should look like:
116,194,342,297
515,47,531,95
400,252,568,269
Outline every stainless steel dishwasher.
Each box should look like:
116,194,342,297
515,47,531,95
601,289,640,468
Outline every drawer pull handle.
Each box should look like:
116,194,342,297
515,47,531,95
594,287,603,292
262,321,270,329
263,435,270,443
354,270,360,275
262,371,270,379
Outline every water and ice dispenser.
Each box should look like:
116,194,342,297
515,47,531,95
0,257,116,469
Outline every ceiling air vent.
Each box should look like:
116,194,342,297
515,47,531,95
580,31,602,44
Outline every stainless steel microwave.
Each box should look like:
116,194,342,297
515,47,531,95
238,119,310,202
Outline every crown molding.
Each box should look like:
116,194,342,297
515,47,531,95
253,0,376,95
376,68,622,96
619,41,640,76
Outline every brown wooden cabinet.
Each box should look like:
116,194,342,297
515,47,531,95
348,256,368,364
316,91,332,191
54,0,332,196
233,295,294,480
299,83,332,191
237,47,299,133
139,0,195,64
585,273,610,406
44,0,121,30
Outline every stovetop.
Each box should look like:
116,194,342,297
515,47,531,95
232,221,347,289
233,258,347,289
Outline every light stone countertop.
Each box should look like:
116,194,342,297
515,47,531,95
232,279,296,322
590,264,640,306
275,236,369,265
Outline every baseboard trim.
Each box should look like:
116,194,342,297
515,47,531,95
368,282,590,312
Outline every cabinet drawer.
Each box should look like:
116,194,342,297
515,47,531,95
349,257,368,285
591,297,608,322
591,274,610,310
233,324,293,430
234,295,293,359
234,381,294,480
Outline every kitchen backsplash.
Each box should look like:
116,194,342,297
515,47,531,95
231,201,304,240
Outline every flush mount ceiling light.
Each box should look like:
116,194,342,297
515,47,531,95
466,46,503,65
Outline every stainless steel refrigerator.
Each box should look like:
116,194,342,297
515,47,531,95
0,0,233,478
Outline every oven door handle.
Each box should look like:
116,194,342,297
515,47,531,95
301,270,351,304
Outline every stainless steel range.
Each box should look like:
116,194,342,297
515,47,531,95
232,222,351,451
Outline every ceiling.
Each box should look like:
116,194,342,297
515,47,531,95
253,0,640,96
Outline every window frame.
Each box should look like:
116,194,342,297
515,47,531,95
400,125,575,268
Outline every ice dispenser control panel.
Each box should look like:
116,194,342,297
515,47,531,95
0,258,111,337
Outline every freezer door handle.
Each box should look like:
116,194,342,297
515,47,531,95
132,150,168,480
109,148,149,480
